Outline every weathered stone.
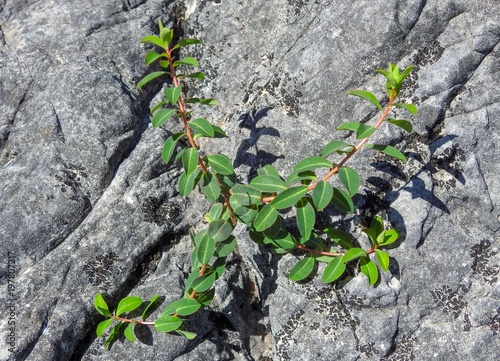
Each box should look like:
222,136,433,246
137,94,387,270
0,0,499,360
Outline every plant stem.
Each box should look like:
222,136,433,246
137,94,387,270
295,244,343,257
110,315,155,326
262,88,397,203
165,47,209,174
166,46,237,225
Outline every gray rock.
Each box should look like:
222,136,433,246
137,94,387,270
0,0,499,360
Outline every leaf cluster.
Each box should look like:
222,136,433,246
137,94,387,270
93,20,418,347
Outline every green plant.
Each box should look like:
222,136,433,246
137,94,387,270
94,20,417,348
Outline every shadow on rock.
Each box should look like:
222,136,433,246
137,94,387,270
234,107,284,178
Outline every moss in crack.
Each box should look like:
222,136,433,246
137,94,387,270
381,334,416,361
471,239,499,285
83,252,119,289
141,197,183,226
430,144,465,190
430,284,468,319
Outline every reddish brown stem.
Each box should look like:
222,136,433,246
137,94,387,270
262,88,397,203
110,315,155,326
295,244,343,257
165,46,236,225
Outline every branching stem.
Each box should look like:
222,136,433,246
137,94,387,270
262,88,397,203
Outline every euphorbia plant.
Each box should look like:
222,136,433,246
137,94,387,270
94,20,417,348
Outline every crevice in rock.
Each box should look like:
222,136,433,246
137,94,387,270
0,78,33,153
396,0,427,40
0,23,5,46
19,298,59,361
50,102,66,143
69,233,181,360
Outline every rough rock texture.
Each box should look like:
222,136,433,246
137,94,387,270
0,0,499,360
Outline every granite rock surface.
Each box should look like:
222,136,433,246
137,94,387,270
0,0,499,360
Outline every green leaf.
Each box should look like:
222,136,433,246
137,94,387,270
151,99,168,114
191,272,216,292
162,132,184,164
155,315,182,333
322,257,346,284
189,118,215,138
173,57,199,67
230,202,258,225
360,256,379,286
123,323,135,343
393,103,417,115
152,108,177,128
164,86,182,105
217,173,237,189
342,248,366,263
370,216,384,238
175,329,197,339
364,144,407,163
262,214,283,238
321,140,354,157
141,294,161,321
250,175,288,193
196,288,215,307
145,51,166,66
377,229,399,246
178,169,201,196
363,228,378,247
324,228,353,250
197,234,215,264
270,231,297,250
116,296,142,317
399,65,415,81
230,184,261,206
174,147,187,163
211,257,226,279
206,203,224,222
162,298,201,316
94,293,111,317
348,90,382,110
206,154,234,175
293,156,333,174
201,172,221,202
185,98,220,106
254,204,279,232
182,148,199,175
376,67,397,88
136,71,167,90
96,318,113,338
289,255,315,281
159,60,170,68
338,166,360,196
296,197,315,239
286,170,317,185
141,35,165,48
375,249,390,272
271,186,308,210
337,122,377,139
216,236,237,257
208,219,233,243
385,118,413,132
171,38,203,50
258,164,281,178
184,269,200,295
179,72,205,80
159,28,173,46
212,125,228,138
331,187,355,213
104,322,123,349
311,180,333,211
